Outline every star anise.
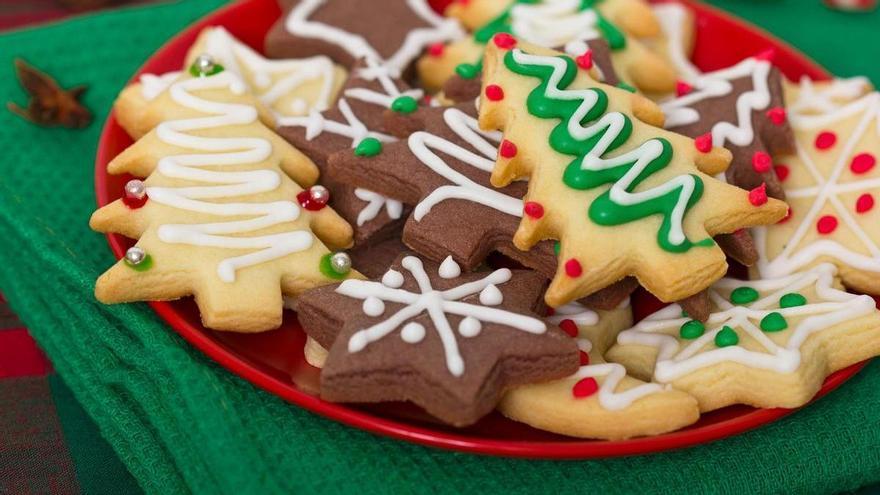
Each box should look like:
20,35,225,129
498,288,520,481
7,59,91,128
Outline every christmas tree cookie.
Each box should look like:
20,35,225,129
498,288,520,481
478,40,788,307
607,264,880,411
90,55,356,333
753,90,880,295
499,300,700,439
418,0,677,94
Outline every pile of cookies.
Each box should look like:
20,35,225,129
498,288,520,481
90,0,880,438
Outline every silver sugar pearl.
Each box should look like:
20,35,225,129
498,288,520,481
125,246,146,265
195,54,216,74
310,185,330,204
330,252,352,274
124,179,146,199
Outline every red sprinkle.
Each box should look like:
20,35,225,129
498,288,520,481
817,215,838,234
752,151,772,173
695,133,713,153
493,32,517,49
856,193,875,214
122,193,148,209
850,152,876,174
774,164,790,182
564,258,583,277
754,48,776,62
427,43,445,57
296,186,330,211
749,183,768,206
675,80,693,97
485,84,504,101
766,107,787,126
578,351,590,366
558,319,578,338
815,131,837,150
523,201,544,219
575,50,593,70
572,377,599,398
499,139,517,158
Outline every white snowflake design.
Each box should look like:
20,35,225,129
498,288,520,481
353,188,404,226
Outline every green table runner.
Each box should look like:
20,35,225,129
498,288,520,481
1,1,879,493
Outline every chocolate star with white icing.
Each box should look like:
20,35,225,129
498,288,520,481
296,253,579,426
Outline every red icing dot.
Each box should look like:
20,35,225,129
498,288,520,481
774,164,790,182
766,106,787,126
485,84,504,101
749,183,768,206
123,190,148,209
817,215,838,234
297,186,330,211
752,151,772,173
564,258,583,277
778,206,792,224
499,139,517,158
578,351,590,366
427,43,445,57
545,307,556,317
523,201,544,219
754,48,776,62
815,131,837,150
856,193,875,213
575,50,593,70
694,133,713,153
850,152,876,174
493,33,517,49
558,319,578,338
572,377,599,398
675,80,693,97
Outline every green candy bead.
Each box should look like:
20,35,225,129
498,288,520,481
730,286,759,304
354,137,382,157
714,326,739,347
391,95,418,114
124,254,153,272
455,63,479,80
679,320,704,339
188,60,224,78
780,293,807,308
760,312,788,332
319,253,350,280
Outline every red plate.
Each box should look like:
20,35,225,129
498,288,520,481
95,0,870,458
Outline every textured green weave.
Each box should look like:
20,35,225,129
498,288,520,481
1,1,879,493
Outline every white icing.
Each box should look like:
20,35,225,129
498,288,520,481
336,256,546,376
652,3,702,82
616,263,877,382
458,316,482,337
363,296,385,316
284,0,463,78
509,0,602,51
479,284,503,306
438,256,461,279
141,72,182,101
401,321,426,343
547,301,599,326
572,338,666,410
145,71,314,283
788,76,872,115
353,188,404,226
382,269,405,288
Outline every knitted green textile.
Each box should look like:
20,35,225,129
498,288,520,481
1,1,879,493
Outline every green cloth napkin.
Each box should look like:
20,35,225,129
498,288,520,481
1,1,879,493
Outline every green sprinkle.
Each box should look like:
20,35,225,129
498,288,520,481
760,312,788,332
455,63,480,80
679,320,705,339
730,286,759,304
714,326,739,347
553,241,561,256
780,293,807,308
616,82,636,93
391,95,418,114
319,254,348,280
189,62,224,78
354,137,382,157
124,254,153,272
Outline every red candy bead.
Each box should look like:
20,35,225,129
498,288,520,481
427,43,445,57
817,215,838,234
123,180,148,209
774,164,790,182
493,32,517,49
850,152,876,174
297,185,330,211
564,258,583,277
499,139,517,158
485,84,504,101
778,207,792,224
575,50,593,70
675,80,693,97
766,106,787,126
695,133,713,153
558,319,578,338
754,48,776,62
815,131,837,150
856,193,875,213
578,351,590,366
572,377,599,398
523,201,544,219
749,183,768,206
752,151,772,173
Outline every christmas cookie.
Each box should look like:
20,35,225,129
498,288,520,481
784,75,873,116
753,90,880,295
499,300,701,439
295,254,579,426
607,264,880,411
418,0,677,94
478,40,789,308
91,55,356,332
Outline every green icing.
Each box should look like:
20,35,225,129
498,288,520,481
780,293,807,308
615,82,636,93
319,254,349,280
124,254,153,272
354,138,382,157
503,50,710,253
391,95,418,114
188,61,224,78
715,326,739,347
730,286,759,304
760,312,788,332
553,241,561,256
455,61,481,80
679,320,705,339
